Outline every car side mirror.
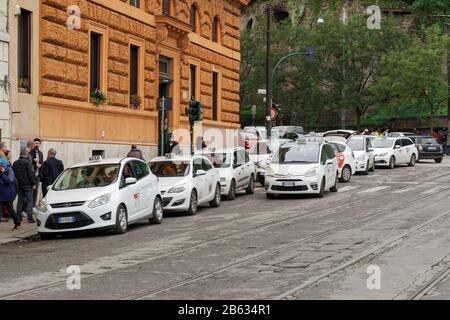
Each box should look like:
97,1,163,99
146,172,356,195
394,145,401,149
368,148,374,152
125,177,137,185
326,159,334,165
47,185,52,191
195,170,206,177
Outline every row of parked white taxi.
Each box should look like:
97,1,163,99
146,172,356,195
35,148,258,239
35,130,421,239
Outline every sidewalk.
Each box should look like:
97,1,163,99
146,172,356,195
0,219,38,245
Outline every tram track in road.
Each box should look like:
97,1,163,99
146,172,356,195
273,210,450,300
408,266,450,300
1,169,449,300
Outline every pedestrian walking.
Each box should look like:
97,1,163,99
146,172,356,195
41,148,64,198
30,138,44,207
13,148,36,223
0,159,21,230
127,145,145,161
383,128,390,137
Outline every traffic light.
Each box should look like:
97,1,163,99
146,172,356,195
186,97,203,124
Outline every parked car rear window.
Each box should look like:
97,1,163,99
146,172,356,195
347,138,364,151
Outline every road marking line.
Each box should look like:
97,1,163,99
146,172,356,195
392,187,418,194
358,186,390,194
422,187,442,194
339,186,359,193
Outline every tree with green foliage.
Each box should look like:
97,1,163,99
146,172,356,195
373,26,449,134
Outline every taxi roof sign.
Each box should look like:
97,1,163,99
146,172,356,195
89,156,103,161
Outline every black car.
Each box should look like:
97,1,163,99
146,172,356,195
409,136,444,163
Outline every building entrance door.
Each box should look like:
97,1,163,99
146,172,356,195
158,56,172,156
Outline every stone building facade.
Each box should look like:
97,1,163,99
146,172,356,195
9,0,247,166
0,0,10,146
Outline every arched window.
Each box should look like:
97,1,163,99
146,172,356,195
162,0,171,16
190,5,199,33
212,16,221,43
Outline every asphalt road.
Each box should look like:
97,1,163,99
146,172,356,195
1,158,450,300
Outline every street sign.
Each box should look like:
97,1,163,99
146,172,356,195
158,98,172,111
270,107,278,121
258,89,267,95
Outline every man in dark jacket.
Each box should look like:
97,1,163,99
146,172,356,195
29,138,44,207
13,148,36,223
127,145,145,161
41,148,64,198
0,159,21,230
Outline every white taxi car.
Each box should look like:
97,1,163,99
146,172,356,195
373,137,418,169
197,148,255,200
249,139,292,187
327,141,357,183
265,139,339,199
36,157,163,239
149,155,221,215
346,136,376,175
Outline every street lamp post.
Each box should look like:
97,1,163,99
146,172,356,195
265,6,272,139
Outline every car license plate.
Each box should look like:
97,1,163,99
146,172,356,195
282,182,295,187
57,217,75,224
428,147,437,151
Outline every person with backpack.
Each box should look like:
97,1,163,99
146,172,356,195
0,159,21,230
127,145,145,161
40,148,64,198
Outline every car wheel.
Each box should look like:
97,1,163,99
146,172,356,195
266,193,276,199
435,158,443,163
369,161,375,172
408,154,416,167
246,174,255,194
39,233,56,240
226,180,236,200
389,156,395,169
362,161,370,175
330,173,339,192
317,177,325,198
187,190,198,215
149,197,163,225
210,184,222,208
340,165,352,183
114,204,128,234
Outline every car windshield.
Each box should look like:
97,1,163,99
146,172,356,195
53,164,120,190
372,139,394,148
204,153,231,168
347,138,364,151
273,144,319,164
417,137,438,144
150,161,190,177
250,143,272,155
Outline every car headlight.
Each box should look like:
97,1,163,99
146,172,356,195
168,184,186,194
356,155,365,161
418,145,423,151
88,193,111,209
305,168,318,178
377,153,388,157
37,200,48,213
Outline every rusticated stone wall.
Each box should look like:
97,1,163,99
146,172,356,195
40,0,243,127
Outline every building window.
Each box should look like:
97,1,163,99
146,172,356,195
212,72,218,121
190,5,199,32
18,9,31,94
90,32,102,94
212,16,221,43
162,0,171,16
190,65,196,99
129,0,140,8
130,45,139,98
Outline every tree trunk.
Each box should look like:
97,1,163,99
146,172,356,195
356,112,361,132
430,105,434,137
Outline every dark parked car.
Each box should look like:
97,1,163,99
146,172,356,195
409,136,444,163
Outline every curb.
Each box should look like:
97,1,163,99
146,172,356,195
0,229,39,246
